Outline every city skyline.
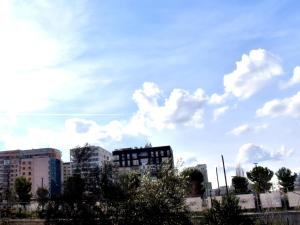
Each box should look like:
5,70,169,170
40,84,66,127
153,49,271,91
0,1,300,188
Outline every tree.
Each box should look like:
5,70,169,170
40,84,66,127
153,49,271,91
181,168,205,197
203,194,253,225
232,176,249,194
276,167,297,192
70,143,95,175
36,187,49,211
246,166,273,193
118,167,192,225
14,177,32,210
46,145,110,225
46,145,192,225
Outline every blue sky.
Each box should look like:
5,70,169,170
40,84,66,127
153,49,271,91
1,0,300,188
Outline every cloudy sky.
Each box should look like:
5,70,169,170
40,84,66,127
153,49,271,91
1,0,300,188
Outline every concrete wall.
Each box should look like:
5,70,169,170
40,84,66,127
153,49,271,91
247,211,300,225
185,197,202,212
288,191,300,208
0,219,45,225
236,194,256,210
32,157,49,197
260,191,282,209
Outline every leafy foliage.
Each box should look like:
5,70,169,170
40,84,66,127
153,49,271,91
46,144,191,225
232,176,249,194
111,167,192,225
181,168,205,197
246,166,274,193
36,187,49,212
204,194,253,225
276,167,297,192
14,177,32,209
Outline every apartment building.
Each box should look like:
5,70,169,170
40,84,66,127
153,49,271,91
70,145,112,175
0,148,62,199
112,145,174,176
194,164,212,198
62,162,72,184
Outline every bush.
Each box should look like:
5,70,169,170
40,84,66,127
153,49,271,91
203,194,253,225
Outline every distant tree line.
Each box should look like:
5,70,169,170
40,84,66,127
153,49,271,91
231,166,297,194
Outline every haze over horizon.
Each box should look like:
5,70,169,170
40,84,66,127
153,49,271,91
1,0,300,188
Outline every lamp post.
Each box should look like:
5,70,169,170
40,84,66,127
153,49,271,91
221,155,229,197
216,167,220,196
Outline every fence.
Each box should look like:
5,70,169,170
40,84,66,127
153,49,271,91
185,191,300,212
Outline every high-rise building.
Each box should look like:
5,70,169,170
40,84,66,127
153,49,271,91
0,148,62,199
62,162,72,184
236,164,245,177
294,173,300,190
112,145,174,176
70,145,112,175
194,164,212,198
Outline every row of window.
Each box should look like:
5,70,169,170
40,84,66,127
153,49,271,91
114,150,171,161
117,157,171,167
10,171,31,177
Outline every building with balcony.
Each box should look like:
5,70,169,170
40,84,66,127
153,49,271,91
62,162,72,184
0,148,62,199
70,145,112,175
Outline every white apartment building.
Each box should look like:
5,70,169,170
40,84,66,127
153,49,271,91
61,162,72,185
195,164,212,197
70,145,112,175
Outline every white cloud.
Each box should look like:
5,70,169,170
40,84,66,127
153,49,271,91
236,143,293,164
256,91,300,118
0,1,90,113
213,106,229,121
224,49,282,99
0,82,208,159
1,117,148,160
131,82,207,130
209,93,228,105
281,66,300,89
230,124,252,136
230,123,268,136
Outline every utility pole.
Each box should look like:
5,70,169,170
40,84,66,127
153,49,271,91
221,155,229,197
216,167,220,196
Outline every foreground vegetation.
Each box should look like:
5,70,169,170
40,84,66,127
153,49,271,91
1,145,299,224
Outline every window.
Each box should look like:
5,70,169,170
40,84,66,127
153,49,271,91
22,172,25,176
132,160,139,166
28,172,31,175
132,153,137,159
22,167,25,170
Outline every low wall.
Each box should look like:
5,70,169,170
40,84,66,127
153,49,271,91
247,211,300,225
2,212,300,225
0,219,45,225
260,191,282,209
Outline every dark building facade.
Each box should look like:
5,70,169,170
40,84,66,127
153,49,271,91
112,145,174,175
